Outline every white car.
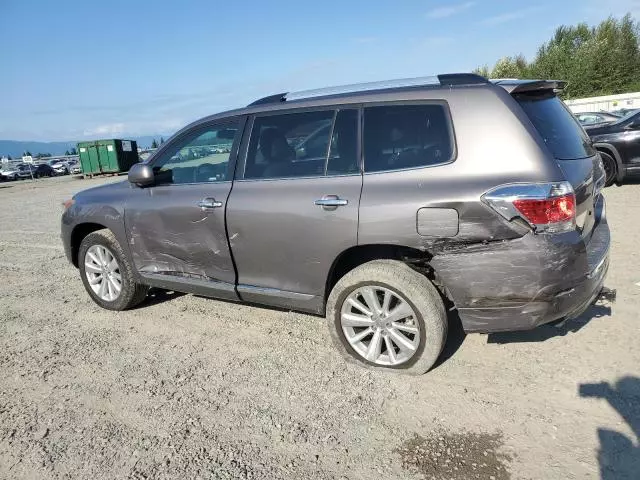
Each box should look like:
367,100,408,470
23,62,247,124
0,167,20,181
50,161,69,175
69,162,81,174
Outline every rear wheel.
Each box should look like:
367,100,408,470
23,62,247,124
599,151,617,187
326,260,447,375
78,229,148,310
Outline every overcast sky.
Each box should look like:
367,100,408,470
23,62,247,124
1,0,638,141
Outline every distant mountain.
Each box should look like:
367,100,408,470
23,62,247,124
0,135,173,158
0,140,76,158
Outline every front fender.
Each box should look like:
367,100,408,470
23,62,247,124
61,181,134,269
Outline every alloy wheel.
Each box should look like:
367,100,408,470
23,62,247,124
84,245,122,301
340,286,420,366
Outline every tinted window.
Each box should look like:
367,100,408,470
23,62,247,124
516,94,595,160
363,104,453,173
152,121,240,184
245,111,334,179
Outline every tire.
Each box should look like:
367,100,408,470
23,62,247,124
78,229,148,311
326,259,447,375
599,151,618,187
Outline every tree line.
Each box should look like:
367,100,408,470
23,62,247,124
474,14,640,99
150,137,165,149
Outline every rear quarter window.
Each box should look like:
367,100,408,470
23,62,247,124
516,94,595,160
363,104,454,173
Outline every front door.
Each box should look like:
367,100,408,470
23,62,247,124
226,108,361,313
124,118,245,298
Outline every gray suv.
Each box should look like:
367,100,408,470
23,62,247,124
61,74,610,374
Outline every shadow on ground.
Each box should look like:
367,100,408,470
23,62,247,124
432,309,467,370
580,376,640,480
486,304,611,344
136,289,186,309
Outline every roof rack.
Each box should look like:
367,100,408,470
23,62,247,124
247,73,488,106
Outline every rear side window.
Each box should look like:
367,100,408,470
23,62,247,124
244,109,359,179
516,94,595,160
363,104,453,173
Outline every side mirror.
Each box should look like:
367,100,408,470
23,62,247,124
128,163,154,187
625,120,640,130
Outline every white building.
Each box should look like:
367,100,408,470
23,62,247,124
565,92,640,114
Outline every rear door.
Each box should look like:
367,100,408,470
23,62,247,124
226,107,361,313
515,92,601,236
124,118,244,299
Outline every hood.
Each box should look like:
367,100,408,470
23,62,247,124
74,179,130,199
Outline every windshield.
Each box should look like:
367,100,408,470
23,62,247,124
516,94,595,160
613,109,640,124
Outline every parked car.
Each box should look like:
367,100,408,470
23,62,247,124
15,164,36,179
585,110,640,186
0,165,20,181
32,164,56,178
61,74,610,374
69,162,82,174
48,159,69,175
575,111,621,126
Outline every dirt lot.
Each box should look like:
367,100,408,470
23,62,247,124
0,175,638,480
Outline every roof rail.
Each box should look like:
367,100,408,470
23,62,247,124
247,92,287,107
247,73,489,106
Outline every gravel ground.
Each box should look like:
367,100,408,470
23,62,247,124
0,175,638,480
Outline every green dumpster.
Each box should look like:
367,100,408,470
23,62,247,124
77,139,139,175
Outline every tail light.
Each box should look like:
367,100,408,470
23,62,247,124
482,182,576,234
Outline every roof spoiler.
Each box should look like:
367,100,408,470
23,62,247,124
491,79,567,94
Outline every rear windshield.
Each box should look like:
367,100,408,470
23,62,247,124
516,94,595,160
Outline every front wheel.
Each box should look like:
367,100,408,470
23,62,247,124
78,229,148,310
326,260,447,375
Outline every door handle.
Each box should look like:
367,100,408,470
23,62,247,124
197,197,223,210
315,195,348,209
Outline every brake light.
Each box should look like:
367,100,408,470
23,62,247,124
482,182,576,233
513,195,575,224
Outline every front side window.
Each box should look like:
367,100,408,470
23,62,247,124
363,104,453,173
152,121,240,185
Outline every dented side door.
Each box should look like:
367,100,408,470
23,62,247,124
124,117,246,296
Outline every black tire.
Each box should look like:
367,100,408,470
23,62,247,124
78,229,148,311
599,151,618,187
326,259,447,375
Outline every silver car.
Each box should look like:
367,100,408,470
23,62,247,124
61,74,610,374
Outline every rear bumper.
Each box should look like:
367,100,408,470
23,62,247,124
432,195,610,333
